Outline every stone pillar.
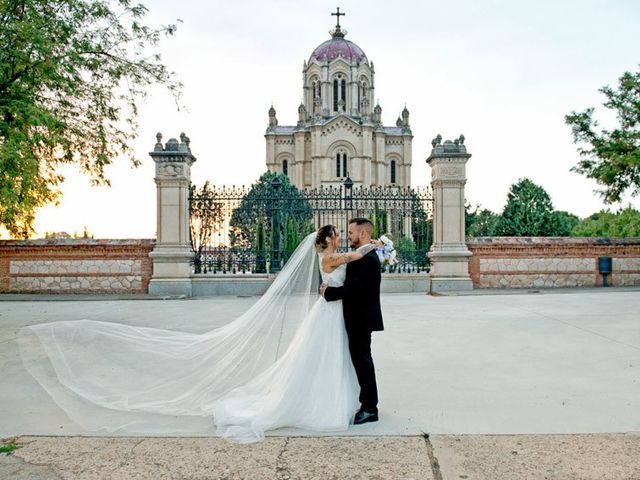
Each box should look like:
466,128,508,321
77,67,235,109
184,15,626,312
427,134,473,293
148,133,196,296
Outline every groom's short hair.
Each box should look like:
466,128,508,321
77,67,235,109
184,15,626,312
349,217,373,235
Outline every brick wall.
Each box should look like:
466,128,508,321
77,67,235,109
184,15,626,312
0,239,155,294
467,237,640,288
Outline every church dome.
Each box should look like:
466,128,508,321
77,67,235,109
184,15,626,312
309,29,368,64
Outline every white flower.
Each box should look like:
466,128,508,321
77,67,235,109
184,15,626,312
376,235,398,266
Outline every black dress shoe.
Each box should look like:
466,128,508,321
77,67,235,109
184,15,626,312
354,410,379,425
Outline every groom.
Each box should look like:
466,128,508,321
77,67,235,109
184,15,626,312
320,218,383,425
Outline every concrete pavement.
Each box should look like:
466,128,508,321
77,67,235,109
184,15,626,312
2,434,640,479
1,288,640,478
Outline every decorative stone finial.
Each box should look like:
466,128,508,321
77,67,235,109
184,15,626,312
430,134,468,154
179,132,191,151
165,138,179,151
155,132,163,151
268,105,278,127
297,103,307,126
402,105,410,122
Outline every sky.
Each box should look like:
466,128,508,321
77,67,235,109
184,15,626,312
21,0,640,239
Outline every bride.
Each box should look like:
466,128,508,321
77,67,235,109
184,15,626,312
19,225,378,442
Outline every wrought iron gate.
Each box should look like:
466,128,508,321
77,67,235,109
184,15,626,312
189,178,432,275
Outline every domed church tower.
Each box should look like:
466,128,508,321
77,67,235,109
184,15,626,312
266,9,412,189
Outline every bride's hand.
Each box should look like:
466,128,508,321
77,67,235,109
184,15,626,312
371,239,383,248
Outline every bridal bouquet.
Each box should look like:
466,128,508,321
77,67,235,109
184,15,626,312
376,234,398,267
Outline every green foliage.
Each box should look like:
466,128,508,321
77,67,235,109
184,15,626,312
572,206,640,236
0,438,20,454
565,66,640,203
466,204,500,236
0,0,181,237
395,235,416,264
229,171,313,261
370,207,388,239
255,217,266,273
283,215,312,261
494,178,563,236
409,191,431,268
551,210,580,236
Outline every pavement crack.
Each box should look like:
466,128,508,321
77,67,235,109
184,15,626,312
129,438,145,454
422,433,443,480
275,437,291,480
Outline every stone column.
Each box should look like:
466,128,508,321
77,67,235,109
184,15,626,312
427,134,473,292
148,133,196,296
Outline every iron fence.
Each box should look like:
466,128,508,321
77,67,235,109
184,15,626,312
189,178,432,275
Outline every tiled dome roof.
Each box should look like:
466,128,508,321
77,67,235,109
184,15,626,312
309,30,367,64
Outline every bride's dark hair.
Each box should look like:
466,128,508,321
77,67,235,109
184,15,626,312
315,225,336,252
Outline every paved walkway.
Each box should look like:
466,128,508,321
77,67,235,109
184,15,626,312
1,288,639,478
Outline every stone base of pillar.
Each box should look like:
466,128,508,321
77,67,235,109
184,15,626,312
428,245,473,293
149,246,194,297
429,276,473,293
148,278,193,297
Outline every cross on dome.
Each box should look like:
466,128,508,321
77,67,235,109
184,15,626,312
331,7,345,28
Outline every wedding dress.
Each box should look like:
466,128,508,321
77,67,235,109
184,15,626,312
212,257,359,442
19,233,358,440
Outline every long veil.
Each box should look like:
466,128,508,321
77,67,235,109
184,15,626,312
19,232,319,434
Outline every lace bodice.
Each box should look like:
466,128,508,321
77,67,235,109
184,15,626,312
319,254,346,287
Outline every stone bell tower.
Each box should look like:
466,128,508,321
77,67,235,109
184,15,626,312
265,8,412,190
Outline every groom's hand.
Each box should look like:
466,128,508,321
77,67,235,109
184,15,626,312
319,283,328,297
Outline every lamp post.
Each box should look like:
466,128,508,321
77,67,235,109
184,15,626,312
343,175,354,250
343,174,353,210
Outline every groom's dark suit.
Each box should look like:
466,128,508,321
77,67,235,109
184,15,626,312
324,249,383,413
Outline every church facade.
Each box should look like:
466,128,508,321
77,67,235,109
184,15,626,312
265,17,412,189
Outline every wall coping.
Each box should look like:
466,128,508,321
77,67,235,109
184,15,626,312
467,237,640,246
0,239,156,247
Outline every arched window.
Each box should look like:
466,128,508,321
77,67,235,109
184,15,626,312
340,79,346,111
283,159,288,177
333,79,338,112
336,152,348,177
390,160,397,184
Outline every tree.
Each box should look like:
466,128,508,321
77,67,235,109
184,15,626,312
189,181,224,273
466,204,500,236
370,205,388,239
229,171,313,268
572,206,640,237
565,66,640,203
552,210,580,236
0,0,181,237
495,178,564,236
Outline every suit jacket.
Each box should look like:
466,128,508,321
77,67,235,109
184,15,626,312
324,249,384,332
